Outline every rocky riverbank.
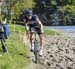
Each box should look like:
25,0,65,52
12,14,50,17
44,35,75,69
23,29,75,69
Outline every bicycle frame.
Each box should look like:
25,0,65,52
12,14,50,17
34,30,39,52
32,28,39,64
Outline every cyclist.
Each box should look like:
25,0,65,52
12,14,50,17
24,9,44,56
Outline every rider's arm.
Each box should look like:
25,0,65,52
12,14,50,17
24,22,30,39
24,19,29,31
25,23,29,31
24,18,29,35
25,23,30,37
36,18,44,33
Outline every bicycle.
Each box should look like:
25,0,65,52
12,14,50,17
31,27,40,64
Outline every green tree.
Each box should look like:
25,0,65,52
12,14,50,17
1,0,35,19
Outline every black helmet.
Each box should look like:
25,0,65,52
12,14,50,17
25,9,33,16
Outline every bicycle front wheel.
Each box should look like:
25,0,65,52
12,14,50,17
34,39,39,64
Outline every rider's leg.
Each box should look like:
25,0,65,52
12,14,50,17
1,39,7,53
39,34,43,48
30,32,34,51
36,27,43,56
38,34,43,56
26,30,30,39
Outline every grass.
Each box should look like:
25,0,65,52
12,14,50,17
44,29,60,35
8,24,60,35
0,32,30,69
8,24,25,33
0,24,60,69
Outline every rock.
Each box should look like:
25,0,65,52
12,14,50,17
50,55,53,57
47,62,51,66
58,46,64,51
47,51,50,54
51,58,57,62
65,56,73,62
67,67,73,69
58,58,63,63
56,64,64,69
65,49,69,54
44,35,75,69
72,48,75,52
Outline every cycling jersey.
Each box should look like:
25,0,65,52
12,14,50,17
24,15,42,34
24,15,38,25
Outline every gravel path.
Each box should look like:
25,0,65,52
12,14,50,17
44,33,75,69
22,30,75,69
22,34,46,69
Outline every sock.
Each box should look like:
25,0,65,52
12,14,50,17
31,40,34,48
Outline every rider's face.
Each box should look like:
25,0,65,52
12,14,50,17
27,15,32,19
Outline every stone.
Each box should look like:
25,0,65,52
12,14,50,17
47,62,51,66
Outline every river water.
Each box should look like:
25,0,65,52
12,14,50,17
45,26,75,33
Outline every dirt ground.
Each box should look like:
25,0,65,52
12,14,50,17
23,31,75,69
